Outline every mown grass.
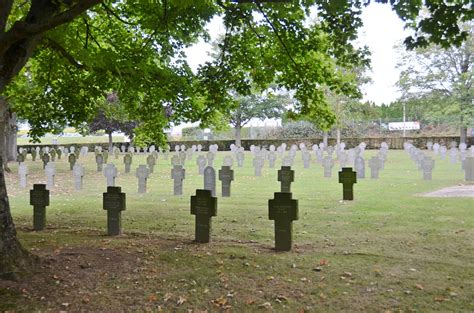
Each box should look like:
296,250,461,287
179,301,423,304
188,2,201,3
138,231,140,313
2,149,473,311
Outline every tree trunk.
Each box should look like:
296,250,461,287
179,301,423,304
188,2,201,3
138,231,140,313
460,126,467,145
108,132,113,152
6,111,17,161
336,128,341,145
323,131,328,148
235,124,242,147
0,100,36,280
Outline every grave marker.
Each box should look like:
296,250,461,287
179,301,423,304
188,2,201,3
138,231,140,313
68,153,76,170
103,186,126,236
96,153,104,172
196,155,207,175
355,156,365,179
268,192,298,251
203,166,216,197
278,166,294,193
45,162,55,189
368,156,382,179
338,167,357,200
223,155,233,167
236,150,245,167
146,154,156,173
104,164,118,187
124,153,132,173
171,154,181,166
207,151,215,167
73,164,85,190
50,149,56,162
190,189,217,243
19,163,28,188
422,157,435,180
136,165,150,193
322,156,334,178
16,153,24,164
171,165,185,195
268,151,277,168
302,151,311,168
253,156,264,176
464,157,474,181
41,153,50,169
218,166,234,197
30,184,50,231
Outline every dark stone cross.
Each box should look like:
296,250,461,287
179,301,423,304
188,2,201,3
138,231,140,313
41,153,50,169
50,149,56,162
74,148,80,159
268,192,299,251
277,166,294,193
218,166,234,197
146,154,156,173
103,186,126,236
338,167,357,200
103,150,109,163
96,153,104,172
30,184,50,231
16,153,25,164
124,153,132,173
68,153,76,170
190,189,217,243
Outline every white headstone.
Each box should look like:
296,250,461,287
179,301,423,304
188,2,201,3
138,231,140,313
136,165,150,193
104,164,118,187
203,166,216,197
45,162,56,189
72,164,85,190
18,164,28,188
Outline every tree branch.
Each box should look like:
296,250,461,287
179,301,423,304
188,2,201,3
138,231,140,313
44,37,86,70
0,0,13,33
101,3,135,26
0,0,101,45
255,2,305,82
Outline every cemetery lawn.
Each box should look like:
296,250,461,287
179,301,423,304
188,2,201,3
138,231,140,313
1,150,473,312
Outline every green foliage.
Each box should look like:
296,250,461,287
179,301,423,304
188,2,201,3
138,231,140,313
277,120,321,138
229,92,290,127
396,22,474,127
2,1,473,143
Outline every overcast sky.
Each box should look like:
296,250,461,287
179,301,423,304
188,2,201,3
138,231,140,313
185,2,409,106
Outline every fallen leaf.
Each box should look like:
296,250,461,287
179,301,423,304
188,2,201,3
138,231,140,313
164,293,173,302
319,259,329,266
148,294,158,302
177,296,186,305
434,296,448,302
212,296,227,307
258,302,272,310
275,295,288,302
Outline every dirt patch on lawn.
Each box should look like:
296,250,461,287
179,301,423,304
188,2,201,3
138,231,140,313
421,184,474,197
